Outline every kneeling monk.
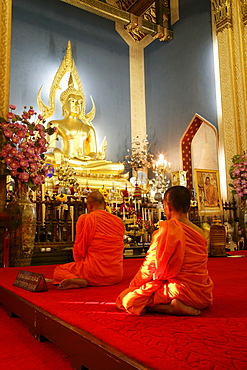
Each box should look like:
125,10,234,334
116,186,213,315
53,191,125,289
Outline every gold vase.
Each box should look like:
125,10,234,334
8,181,37,267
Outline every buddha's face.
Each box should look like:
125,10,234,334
64,94,84,116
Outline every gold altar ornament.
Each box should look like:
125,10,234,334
153,154,171,174
150,154,171,200
125,134,154,172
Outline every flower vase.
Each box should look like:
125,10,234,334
8,181,37,267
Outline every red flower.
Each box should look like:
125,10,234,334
7,112,15,120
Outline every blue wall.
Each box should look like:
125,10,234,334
10,0,217,170
145,0,217,170
10,0,130,163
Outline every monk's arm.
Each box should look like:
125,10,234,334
73,215,86,261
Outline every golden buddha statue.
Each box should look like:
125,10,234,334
37,41,125,177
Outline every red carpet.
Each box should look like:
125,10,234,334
0,252,247,370
0,305,71,370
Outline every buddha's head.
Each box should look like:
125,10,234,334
60,74,85,117
62,93,84,117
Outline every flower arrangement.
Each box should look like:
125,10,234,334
229,152,247,200
0,105,57,191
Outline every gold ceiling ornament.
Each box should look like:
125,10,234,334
60,0,172,42
115,0,171,42
240,0,247,24
211,0,232,34
37,40,95,122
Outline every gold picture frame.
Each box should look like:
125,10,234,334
194,169,222,212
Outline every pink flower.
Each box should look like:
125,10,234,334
6,112,15,120
12,136,21,144
30,162,39,171
5,157,13,165
18,130,27,138
18,172,29,182
26,147,35,155
32,174,44,185
9,105,16,110
19,158,29,168
1,122,9,129
232,168,241,176
38,114,43,120
28,109,35,115
21,112,29,120
10,170,18,177
3,129,13,138
233,179,240,186
38,138,46,146
35,123,44,131
9,161,19,170
10,147,18,156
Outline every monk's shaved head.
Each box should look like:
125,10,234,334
87,191,105,206
164,186,191,214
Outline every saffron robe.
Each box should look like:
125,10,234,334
53,210,125,286
116,218,213,315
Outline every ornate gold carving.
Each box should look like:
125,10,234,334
212,0,247,199
37,40,95,121
211,0,232,34
61,0,172,41
0,0,12,117
240,0,247,24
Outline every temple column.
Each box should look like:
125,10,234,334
0,0,12,211
211,0,247,199
0,0,12,117
116,23,153,149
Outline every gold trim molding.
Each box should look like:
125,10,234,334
211,0,232,34
0,0,12,117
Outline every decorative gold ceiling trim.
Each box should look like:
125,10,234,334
211,0,232,34
60,0,172,41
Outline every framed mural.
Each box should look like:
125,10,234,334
194,169,222,212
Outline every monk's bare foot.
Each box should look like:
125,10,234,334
147,299,201,316
168,299,201,315
58,278,88,290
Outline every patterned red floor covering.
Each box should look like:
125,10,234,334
0,252,247,370
0,304,71,370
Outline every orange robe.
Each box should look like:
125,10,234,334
53,210,125,286
116,218,213,315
